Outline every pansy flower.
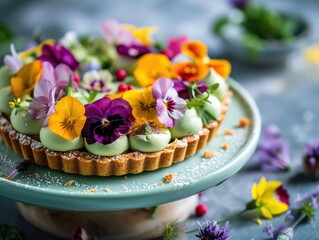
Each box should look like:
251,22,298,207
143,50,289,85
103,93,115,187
152,78,186,128
134,53,173,87
10,60,43,98
173,79,208,100
19,39,54,61
122,88,160,126
4,43,23,73
173,61,209,82
82,98,134,144
48,96,86,140
38,44,80,71
161,35,188,60
116,44,150,59
81,69,113,92
122,24,157,47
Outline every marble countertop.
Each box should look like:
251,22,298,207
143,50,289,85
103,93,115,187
0,0,319,239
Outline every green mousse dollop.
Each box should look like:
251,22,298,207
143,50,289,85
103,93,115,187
170,108,203,139
0,66,14,90
129,128,171,152
0,86,14,115
40,127,84,151
203,69,229,100
10,108,44,135
84,135,129,156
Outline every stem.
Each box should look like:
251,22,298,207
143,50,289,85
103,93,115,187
218,209,248,224
291,212,307,229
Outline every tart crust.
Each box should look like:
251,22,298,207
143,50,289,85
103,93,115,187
0,92,232,176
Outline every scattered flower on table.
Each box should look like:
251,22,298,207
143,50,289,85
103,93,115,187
196,221,231,240
303,138,319,177
5,160,33,180
152,78,186,128
82,98,134,144
4,43,23,73
161,220,185,240
258,124,291,172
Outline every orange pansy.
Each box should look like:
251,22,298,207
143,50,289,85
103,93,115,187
134,53,172,87
173,61,209,82
207,59,232,79
11,60,43,98
181,40,207,60
48,96,86,140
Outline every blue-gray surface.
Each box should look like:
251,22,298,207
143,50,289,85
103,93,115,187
0,0,319,239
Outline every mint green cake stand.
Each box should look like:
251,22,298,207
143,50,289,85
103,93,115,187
0,79,261,212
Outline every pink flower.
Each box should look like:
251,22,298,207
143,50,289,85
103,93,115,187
99,19,137,46
161,35,188,60
152,78,186,128
4,44,23,73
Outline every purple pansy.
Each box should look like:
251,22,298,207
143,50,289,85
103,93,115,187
161,35,188,60
152,78,186,128
28,79,58,126
99,19,138,46
82,98,134,145
196,221,230,240
258,124,291,172
116,44,151,59
4,43,23,73
173,79,208,100
38,44,80,71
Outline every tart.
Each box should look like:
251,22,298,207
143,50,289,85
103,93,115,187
0,20,233,176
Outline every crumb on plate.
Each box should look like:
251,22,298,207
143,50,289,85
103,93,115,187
84,189,98,194
221,143,230,150
224,129,234,136
203,150,214,158
239,118,251,128
104,187,112,192
64,180,75,187
164,173,174,183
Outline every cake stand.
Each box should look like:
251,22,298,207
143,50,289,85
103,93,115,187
0,79,261,239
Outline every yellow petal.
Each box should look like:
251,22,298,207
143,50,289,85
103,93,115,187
262,181,283,200
260,206,273,219
251,183,258,200
123,24,157,46
257,177,267,198
263,199,289,215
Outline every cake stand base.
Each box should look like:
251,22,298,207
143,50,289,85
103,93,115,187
16,195,198,240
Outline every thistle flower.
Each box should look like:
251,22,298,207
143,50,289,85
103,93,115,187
196,221,231,240
161,220,185,240
258,124,291,172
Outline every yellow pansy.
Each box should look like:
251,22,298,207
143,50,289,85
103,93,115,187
48,96,86,140
123,24,157,46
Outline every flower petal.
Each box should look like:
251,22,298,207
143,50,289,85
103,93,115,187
257,177,267,198
182,41,207,60
260,206,273,219
263,199,289,215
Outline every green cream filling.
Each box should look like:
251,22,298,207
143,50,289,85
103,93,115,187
40,127,84,151
10,108,44,135
170,108,203,139
0,86,14,115
203,69,229,100
203,94,222,123
129,128,171,152
85,135,129,156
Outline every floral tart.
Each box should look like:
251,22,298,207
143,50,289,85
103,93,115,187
0,20,232,176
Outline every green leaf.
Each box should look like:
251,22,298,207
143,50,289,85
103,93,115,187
0,225,23,240
213,17,229,36
209,83,220,93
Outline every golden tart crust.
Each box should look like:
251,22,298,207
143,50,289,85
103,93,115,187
0,92,232,176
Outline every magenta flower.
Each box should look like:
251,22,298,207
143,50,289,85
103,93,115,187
116,44,151,59
161,35,188,60
152,78,186,128
173,79,208,100
99,19,137,46
28,79,58,126
38,44,80,71
4,43,23,73
82,98,134,144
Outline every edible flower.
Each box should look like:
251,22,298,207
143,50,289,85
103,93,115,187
173,79,208,100
161,35,188,60
304,138,319,177
4,43,23,73
48,96,86,140
134,53,173,87
258,124,291,172
99,19,137,46
173,61,209,82
10,60,43,98
207,59,231,79
38,44,80,71
196,221,231,240
249,177,289,222
19,39,54,61
116,44,150,59
82,98,134,144
123,24,157,46
152,78,186,128
122,88,160,127
182,40,207,60
81,69,113,92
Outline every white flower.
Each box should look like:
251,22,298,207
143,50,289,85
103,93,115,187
59,31,78,47
81,69,113,92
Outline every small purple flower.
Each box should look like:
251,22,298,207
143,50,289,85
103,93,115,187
296,186,319,209
82,98,134,144
196,221,230,240
161,35,188,60
152,78,187,128
4,43,23,73
173,79,208,100
38,44,80,71
116,44,151,59
6,160,33,180
99,19,137,46
262,223,288,239
305,139,319,169
258,124,291,172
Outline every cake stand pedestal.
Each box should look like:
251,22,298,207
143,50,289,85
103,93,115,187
0,79,261,240
16,195,198,240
